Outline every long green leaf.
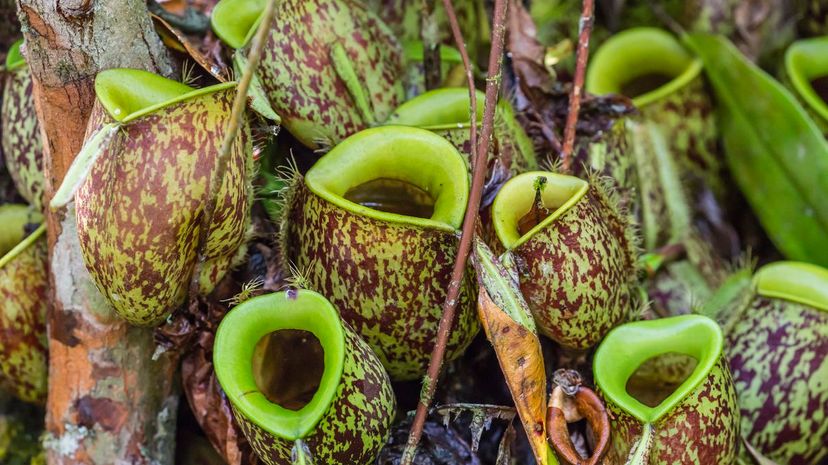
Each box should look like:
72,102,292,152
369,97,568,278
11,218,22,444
50,122,120,210
685,34,828,266
472,238,535,331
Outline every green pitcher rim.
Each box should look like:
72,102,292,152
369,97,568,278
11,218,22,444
586,27,703,108
492,171,589,250
593,314,724,424
95,69,237,123
211,0,266,49
5,39,26,72
305,125,469,232
403,41,464,66
213,290,346,441
386,87,486,131
755,261,828,312
785,37,828,125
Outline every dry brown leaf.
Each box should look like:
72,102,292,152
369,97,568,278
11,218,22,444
151,13,230,81
546,385,611,465
473,238,550,465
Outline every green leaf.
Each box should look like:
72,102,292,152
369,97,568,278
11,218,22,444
330,41,375,126
50,122,120,210
233,53,281,123
684,33,828,267
624,423,654,465
472,238,535,331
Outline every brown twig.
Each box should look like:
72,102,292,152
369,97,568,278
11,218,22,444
401,0,509,462
560,0,595,173
187,0,278,306
440,0,478,168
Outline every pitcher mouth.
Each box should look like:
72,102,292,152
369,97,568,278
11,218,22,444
95,69,237,123
586,27,703,108
213,290,346,440
755,261,828,312
593,315,723,424
785,37,828,125
304,126,469,231
492,171,588,250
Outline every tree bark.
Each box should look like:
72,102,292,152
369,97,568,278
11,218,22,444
15,1,178,464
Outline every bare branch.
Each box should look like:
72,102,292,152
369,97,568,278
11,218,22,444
401,0,510,462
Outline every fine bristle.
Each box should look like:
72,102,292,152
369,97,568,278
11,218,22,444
275,157,303,274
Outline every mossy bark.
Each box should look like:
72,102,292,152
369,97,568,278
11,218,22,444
15,1,177,464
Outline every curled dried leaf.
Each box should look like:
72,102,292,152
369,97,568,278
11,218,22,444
152,13,230,81
473,238,550,465
546,385,610,465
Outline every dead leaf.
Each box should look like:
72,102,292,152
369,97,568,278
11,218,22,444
546,385,611,465
152,13,230,81
506,0,555,107
472,238,550,465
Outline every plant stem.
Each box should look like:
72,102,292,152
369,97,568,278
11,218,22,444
560,0,595,173
401,0,509,462
186,0,278,305
440,0,478,168
421,0,442,90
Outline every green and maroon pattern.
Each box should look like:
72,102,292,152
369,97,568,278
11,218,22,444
0,234,47,404
726,296,828,465
284,182,478,380
512,182,638,349
257,0,405,149
571,118,637,206
647,233,729,316
639,77,723,199
601,358,740,465
1,67,44,211
233,322,395,465
75,89,252,326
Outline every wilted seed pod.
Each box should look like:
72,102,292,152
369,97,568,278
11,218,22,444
211,0,405,149
284,126,478,380
385,87,538,183
587,28,723,235
75,69,252,326
0,204,47,404
784,36,828,135
594,315,740,465
1,40,44,211
491,171,638,349
214,290,395,465
717,262,828,465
